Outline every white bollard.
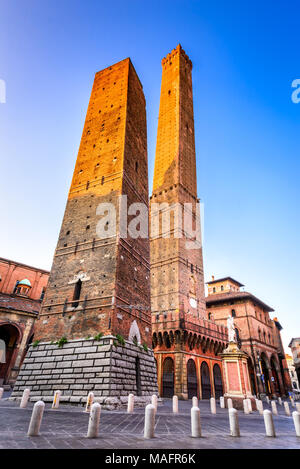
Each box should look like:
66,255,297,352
220,396,225,408
0,388,4,399
229,408,240,437
144,404,155,439
151,394,158,414
173,395,178,414
192,396,198,408
86,402,101,438
296,402,300,413
291,398,295,408
210,397,216,414
263,409,276,437
271,400,278,415
278,397,282,405
246,398,252,413
52,390,61,409
20,389,30,408
292,411,300,437
257,400,264,415
27,401,45,436
284,401,291,416
191,406,201,437
227,398,233,409
85,392,94,413
266,396,270,404
243,399,250,414
127,393,135,413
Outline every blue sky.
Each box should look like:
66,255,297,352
0,0,299,352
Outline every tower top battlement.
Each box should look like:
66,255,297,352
161,44,192,68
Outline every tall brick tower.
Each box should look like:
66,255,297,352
151,45,228,400
11,58,158,406
151,45,206,320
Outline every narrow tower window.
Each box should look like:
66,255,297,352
73,279,82,308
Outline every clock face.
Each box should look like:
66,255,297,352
189,297,197,309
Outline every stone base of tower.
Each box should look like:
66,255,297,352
10,336,158,409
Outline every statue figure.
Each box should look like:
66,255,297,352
227,315,236,343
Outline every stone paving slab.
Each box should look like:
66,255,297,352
0,398,299,449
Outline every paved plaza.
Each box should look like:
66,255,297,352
0,392,299,450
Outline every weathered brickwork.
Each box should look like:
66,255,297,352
150,45,228,400
11,337,157,408
34,58,151,345
11,57,158,402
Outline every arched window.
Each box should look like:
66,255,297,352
231,309,236,318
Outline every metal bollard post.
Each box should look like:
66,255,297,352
192,396,198,408
227,398,233,409
220,396,225,408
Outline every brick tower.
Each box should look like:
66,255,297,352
151,45,228,400
11,58,157,407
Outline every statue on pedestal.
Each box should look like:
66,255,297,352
227,315,236,343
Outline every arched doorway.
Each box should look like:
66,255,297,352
187,359,198,399
247,357,257,395
0,324,20,385
270,356,280,394
260,354,271,396
213,364,223,399
162,357,174,398
201,361,211,399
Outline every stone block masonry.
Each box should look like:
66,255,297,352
10,336,157,409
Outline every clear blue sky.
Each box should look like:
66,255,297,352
0,0,299,352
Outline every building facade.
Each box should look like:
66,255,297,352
206,276,292,397
289,338,300,387
285,353,300,396
0,257,49,386
150,45,228,400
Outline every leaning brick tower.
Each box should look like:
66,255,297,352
11,58,158,407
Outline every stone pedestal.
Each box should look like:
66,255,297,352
10,336,158,409
220,342,256,411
